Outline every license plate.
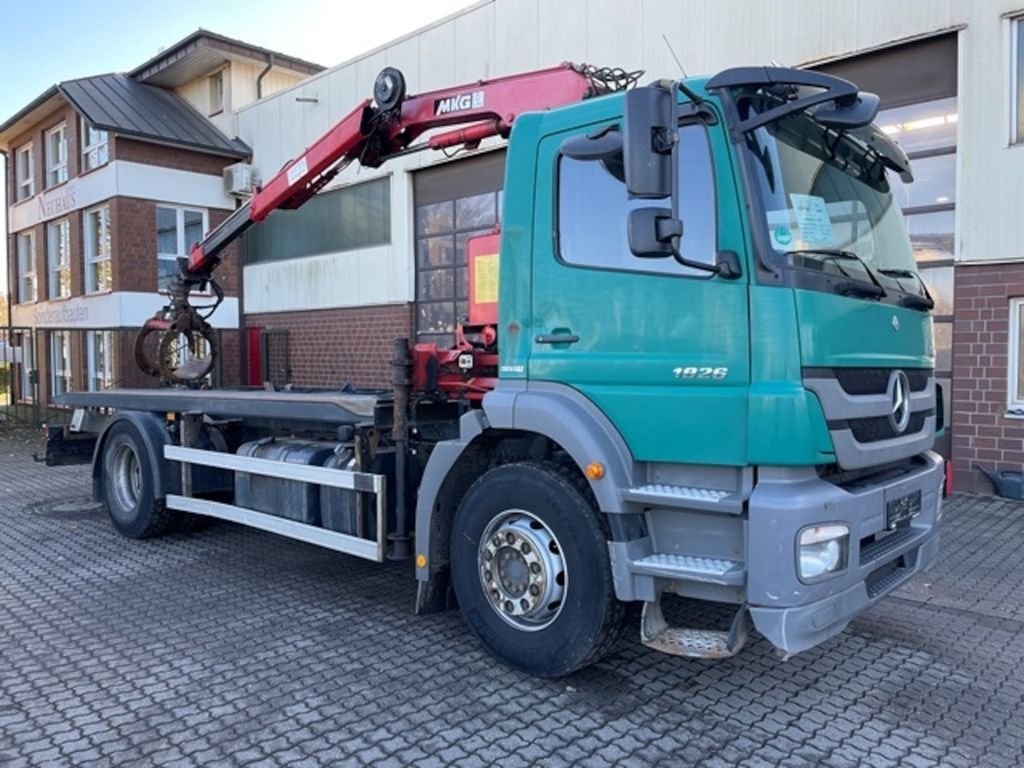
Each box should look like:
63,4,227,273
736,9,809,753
886,489,922,530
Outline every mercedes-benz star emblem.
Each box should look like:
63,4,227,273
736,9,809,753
887,369,911,434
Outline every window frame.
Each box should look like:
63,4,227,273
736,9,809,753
208,70,225,116
15,143,34,201
50,330,72,400
87,330,115,392
156,205,209,292
16,231,37,304
1010,298,1024,412
47,218,72,299
80,118,109,171
45,122,68,188
554,121,720,280
84,205,112,293
1013,16,1024,145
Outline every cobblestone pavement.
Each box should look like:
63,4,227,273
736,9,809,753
2,428,1023,767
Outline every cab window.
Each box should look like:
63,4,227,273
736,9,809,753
558,124,716,275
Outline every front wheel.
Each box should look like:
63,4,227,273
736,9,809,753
450,462,627,677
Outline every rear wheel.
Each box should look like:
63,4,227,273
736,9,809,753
101,421,178,539
450,462,627,677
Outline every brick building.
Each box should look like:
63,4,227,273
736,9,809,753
1,31,322,405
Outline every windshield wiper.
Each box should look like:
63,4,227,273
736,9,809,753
834,281,885,300
878,268,935,311
785,248,888,299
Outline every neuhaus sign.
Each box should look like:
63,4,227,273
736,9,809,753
37,184,77,218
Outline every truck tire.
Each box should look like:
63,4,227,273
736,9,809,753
450,461,627,677
100,421,178,539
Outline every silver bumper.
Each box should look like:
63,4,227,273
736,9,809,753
746,451,943,653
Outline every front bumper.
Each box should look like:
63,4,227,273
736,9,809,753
746,451,943,654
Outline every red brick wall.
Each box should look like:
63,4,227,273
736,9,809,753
112,138,232,175
245,304,414,388
951,262,1024,492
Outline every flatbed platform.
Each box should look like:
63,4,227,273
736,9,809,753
57,388,380,425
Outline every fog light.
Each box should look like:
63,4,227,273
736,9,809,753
798,524,849,581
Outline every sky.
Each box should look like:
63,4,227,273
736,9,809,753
0,0,477,296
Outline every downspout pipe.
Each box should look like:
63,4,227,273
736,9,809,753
256,53,275,99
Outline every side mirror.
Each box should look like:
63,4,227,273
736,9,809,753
560,126,626,183
628,208,681,258
560,125,622,162
622,85,675,199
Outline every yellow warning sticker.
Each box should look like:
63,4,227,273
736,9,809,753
474,253,499,304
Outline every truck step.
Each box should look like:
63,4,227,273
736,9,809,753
640,598,749,659
632,553,745,586
622,484,744,514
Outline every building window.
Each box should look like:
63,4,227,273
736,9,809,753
45,122,68,187
84,206,112,293
48,219,71,298
15,144,34,201
19,333,34,403
243,177,390,265
878,96,958,264
415,192,499,347
1013,18,1024,144
16,231,37,303
50,331,72,399
413,154,504,348
156,205,207,290
209,71,225,115
87,330,114,391
1010,298,1024,412
81,119,109,171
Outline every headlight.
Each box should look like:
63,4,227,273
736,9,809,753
798,524,849,582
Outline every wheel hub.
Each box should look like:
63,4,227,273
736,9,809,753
111,443,142,514
479,510,566,630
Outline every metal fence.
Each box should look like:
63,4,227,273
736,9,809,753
0,326,42,428
260,328,290,387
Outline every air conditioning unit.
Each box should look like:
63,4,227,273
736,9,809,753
224,162,257,197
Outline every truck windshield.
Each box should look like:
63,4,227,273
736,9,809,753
738,96,927,307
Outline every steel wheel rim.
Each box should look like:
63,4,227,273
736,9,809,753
110,442,142,516
478,509,567,631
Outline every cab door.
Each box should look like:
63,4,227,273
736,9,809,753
527,114,750,465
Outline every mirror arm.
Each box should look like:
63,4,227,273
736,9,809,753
664,82,741,280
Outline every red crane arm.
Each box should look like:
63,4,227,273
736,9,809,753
186,63,606,277
139,63,638,382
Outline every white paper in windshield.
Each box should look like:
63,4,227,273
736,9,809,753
789,194,835,245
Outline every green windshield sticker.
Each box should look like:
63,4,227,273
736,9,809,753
789,194,835,245
771,226,793,249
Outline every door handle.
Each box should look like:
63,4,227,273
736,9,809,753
535,333,580,345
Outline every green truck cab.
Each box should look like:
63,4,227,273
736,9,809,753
416,67,942,671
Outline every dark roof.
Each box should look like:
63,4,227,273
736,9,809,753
130,29,324,87
58,73,249,158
